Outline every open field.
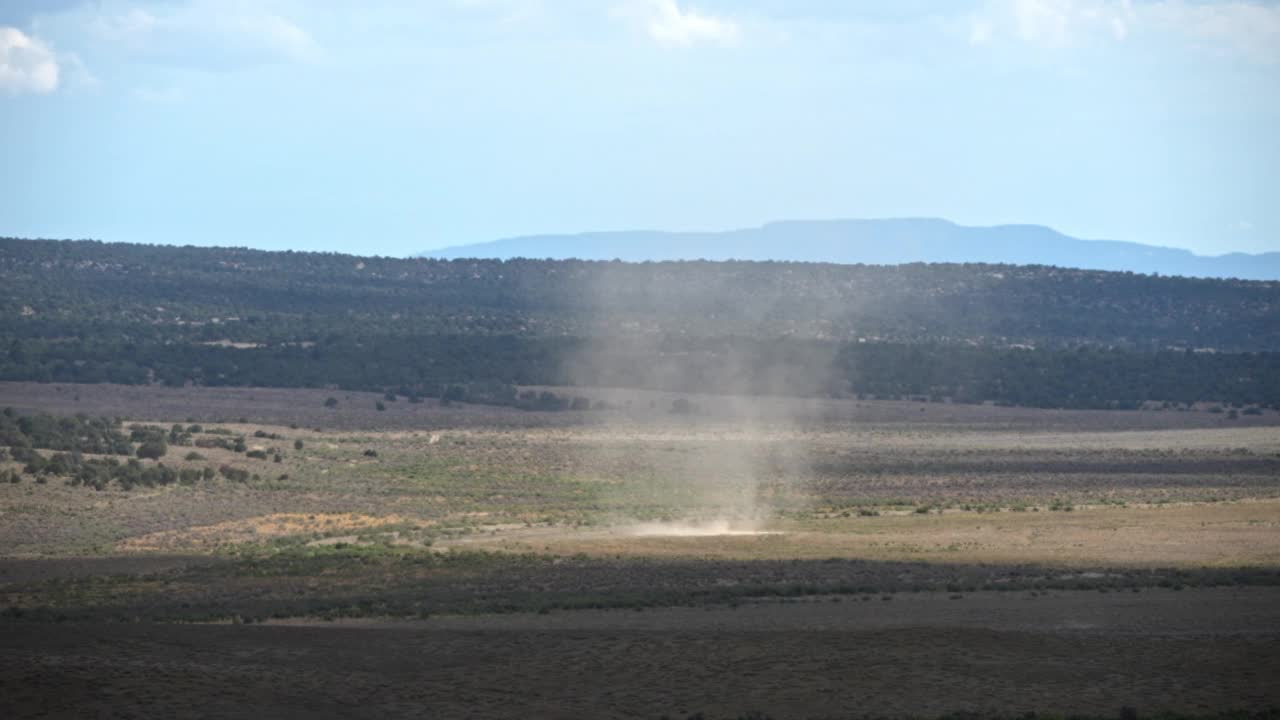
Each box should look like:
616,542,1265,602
444,501,1280,565
4,381,1278,432
2,382,1279,717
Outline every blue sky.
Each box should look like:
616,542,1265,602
1,0,1276,257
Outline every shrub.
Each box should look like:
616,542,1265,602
136,439,168,460
375,401,386,412
129,424,166,444
324,397,339,408
184,451,205,461
294,439,304,450
245,450,269,460
218,465,250,482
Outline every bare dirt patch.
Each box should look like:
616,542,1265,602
116,513,425,553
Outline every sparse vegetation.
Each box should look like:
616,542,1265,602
2,395,1278,716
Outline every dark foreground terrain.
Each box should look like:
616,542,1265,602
4,588,1279,720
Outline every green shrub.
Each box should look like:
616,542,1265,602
218,465,250,482
136,439,167,460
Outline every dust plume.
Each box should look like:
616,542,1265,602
558,261,842,534
625,518,782,537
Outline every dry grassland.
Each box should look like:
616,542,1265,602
2,383,1279,718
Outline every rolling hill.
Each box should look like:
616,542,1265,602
2,237,1279,409
421,218,1280,281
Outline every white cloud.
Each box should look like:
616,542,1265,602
1145,1,1280,64
85,0,319,70
0,26,59,94
971,0,1135,48
615,0,741,48
1011,0,1075,46
968,0,1279,61
60,50,98,92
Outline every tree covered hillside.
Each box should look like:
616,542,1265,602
4,238,1278,350
2,238,1278,410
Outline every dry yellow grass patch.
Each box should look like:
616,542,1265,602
117,512,421,552
450,499,1280,568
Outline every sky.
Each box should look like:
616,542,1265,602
1,0,1277,257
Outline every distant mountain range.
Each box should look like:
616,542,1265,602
419,218,1280,280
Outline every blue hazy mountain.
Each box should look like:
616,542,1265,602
420,218,1280,280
